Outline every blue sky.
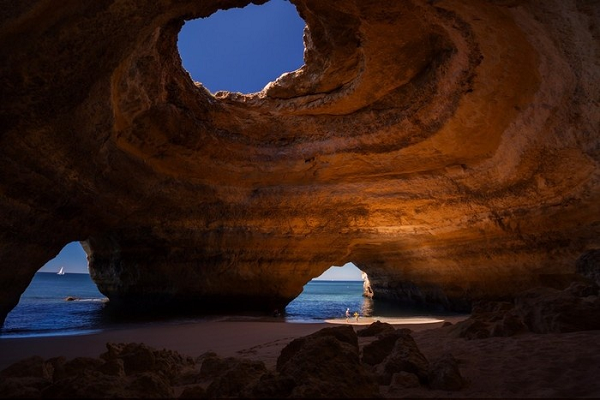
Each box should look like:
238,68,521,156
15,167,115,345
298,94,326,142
313,263,363,281
177,0,305,93
39,1,361,281
39,242,88,274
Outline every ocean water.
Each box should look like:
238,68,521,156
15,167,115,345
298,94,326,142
284,280,454,323
1,273,452,338
1,273,109,338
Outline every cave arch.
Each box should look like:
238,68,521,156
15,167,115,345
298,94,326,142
285,262,372,321
1,0,598,329
1,242,105,336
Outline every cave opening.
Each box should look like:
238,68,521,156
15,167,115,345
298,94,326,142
284,263,457,325
177,0,305,94
284,262,375,322
0,242,106,338
38,241,89,275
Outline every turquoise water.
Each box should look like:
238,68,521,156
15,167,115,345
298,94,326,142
1,273,449,338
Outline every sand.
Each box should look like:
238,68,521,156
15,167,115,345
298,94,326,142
1,315,600,398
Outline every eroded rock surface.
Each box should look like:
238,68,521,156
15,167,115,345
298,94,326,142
0,324,459,398
0,343,196,398
450,279,600,338
1,0,599,323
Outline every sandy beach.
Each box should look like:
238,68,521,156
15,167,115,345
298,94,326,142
0,316,457,371
2,315,600,397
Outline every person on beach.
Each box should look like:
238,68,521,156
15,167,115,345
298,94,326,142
354,311,359,322
346,308,350,322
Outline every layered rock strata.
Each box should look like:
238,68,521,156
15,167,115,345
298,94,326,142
1,0,599,325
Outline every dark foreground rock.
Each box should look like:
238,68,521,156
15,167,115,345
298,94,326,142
0,324,467,398
0,343,197,398
451,279,600,339
576,249,600,287
275,325,379,398
357,320,396,337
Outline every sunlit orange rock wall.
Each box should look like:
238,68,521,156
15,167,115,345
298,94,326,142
1,0,599,324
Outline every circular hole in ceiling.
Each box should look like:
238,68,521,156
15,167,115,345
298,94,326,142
178,0,305,94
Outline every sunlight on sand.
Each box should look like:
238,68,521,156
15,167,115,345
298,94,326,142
324,316,445,326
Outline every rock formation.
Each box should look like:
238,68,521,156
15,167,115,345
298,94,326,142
0,324,462,398
450,278,600,338
1,0,599,325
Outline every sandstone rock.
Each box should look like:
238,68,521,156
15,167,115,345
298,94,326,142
245,371,296,399
101,342,195,381
125,372,173,398
0,356,53,396
427,353,465,391
277,325,359,370
1,0,600,324
0,355,53,380
450,300,527,339
450,318,492,340
0,378,44,398
199,354,238,379
389,371,421,389
452,280,600,337
62,356,106,377
205,359,267,398
42,369,174,398
357,320,397,337
361,329,413,366
567,281,599,297
97,358,126,377
102,343,156,375
45,357,67,382
515,285,600,333
0,342,196,398
179,384,207,398
276,326,379,398
374,332,430,385
41,369,131,399
576,249,600,286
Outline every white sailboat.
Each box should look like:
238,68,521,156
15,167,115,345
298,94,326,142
57,266,65,275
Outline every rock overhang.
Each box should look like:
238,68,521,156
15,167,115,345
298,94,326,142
1,0,599,326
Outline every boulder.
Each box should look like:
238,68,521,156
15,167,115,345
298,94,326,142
357,321,397,337
205,359,268,398
389,371,421,389
515,285,600,334
427,353,465,391
576,249,600,286
452,280,600,337
361,329,413,366
276,326,379,398
373,332,430,385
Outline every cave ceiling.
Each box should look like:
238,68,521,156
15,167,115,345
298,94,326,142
0,0,599,325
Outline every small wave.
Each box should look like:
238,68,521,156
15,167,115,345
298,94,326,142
0,328,103,339
323,316,446,326
74,298,107,302
64,297,108,302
